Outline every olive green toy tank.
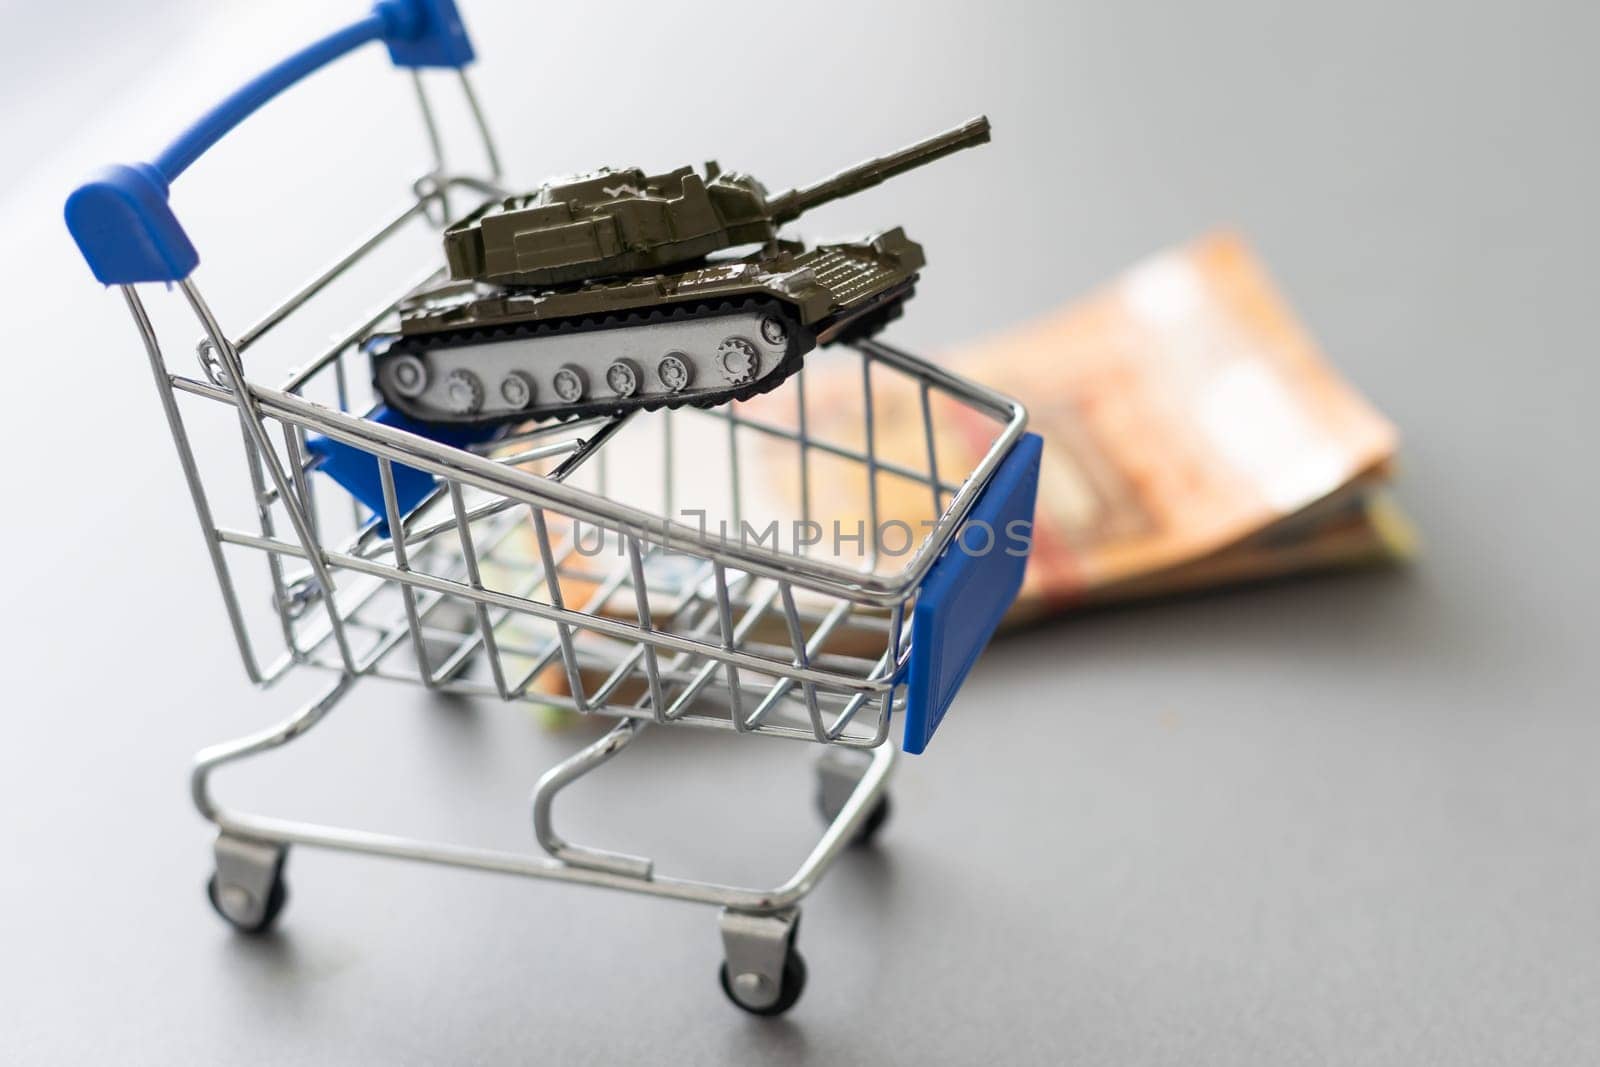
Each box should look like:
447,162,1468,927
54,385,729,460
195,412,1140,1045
368,117,990,427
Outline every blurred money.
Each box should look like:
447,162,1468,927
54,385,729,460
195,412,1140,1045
504,231,1413,717
794,231,1412,620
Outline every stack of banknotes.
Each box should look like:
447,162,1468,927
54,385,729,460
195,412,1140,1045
496,232,1411,712
795,231,1412,621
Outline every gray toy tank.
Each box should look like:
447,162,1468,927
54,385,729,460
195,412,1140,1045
368,117,990,426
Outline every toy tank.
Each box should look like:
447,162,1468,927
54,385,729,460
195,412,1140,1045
368,117,991,426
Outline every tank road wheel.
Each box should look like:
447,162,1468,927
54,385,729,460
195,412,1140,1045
552,365,587,403
718,909,807,1016
657,353,692,392
605,359,641,398
500,371,536,409
390,354,429,398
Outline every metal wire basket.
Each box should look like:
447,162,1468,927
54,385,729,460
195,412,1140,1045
66,0,1040,1015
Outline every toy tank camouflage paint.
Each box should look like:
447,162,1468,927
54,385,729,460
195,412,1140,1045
368,117,990,426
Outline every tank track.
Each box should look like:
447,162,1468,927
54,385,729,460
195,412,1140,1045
372,288,908,427
372,296,813,426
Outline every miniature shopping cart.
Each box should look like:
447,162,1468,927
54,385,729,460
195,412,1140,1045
66,1,1040,1015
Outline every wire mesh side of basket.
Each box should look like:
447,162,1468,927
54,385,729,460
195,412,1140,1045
122,156,1021,748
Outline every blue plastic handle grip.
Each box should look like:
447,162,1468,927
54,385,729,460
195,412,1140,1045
64,0,474,286
902,432,1043,754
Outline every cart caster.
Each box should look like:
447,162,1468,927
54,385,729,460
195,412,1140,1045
819,793,891,847
814,748,891,847
207,835,288,935
720,950,807,1017
718,908,806,1016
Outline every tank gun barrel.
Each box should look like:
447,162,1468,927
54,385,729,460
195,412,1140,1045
768,115,990,224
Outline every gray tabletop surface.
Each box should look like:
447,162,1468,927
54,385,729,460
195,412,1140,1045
4,1,1596,1063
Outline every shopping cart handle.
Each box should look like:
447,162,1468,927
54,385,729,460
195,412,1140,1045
64,0,474,286
902,432,1043,754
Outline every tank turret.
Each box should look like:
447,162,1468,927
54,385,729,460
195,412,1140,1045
442,117,990,288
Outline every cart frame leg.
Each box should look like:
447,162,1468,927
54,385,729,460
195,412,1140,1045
190,673,896,916
817,746,875,821
530,718,654,879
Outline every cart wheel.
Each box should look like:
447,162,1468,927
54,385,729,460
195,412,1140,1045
206,869,288,935
719,949,807,1017
814,748,892,847
815,790,892,847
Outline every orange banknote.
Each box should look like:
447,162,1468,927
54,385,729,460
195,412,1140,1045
496,232,1409,715
789,231,1410,620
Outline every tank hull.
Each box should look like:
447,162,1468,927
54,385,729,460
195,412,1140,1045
369,231,921,426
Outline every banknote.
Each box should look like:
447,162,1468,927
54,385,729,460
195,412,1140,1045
504,232,1413,709
778,231,1411,619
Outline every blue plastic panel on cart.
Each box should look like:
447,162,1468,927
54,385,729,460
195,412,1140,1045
379,0,476,68
306,407,501,535
65,1,475,286
902,432,1043,754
